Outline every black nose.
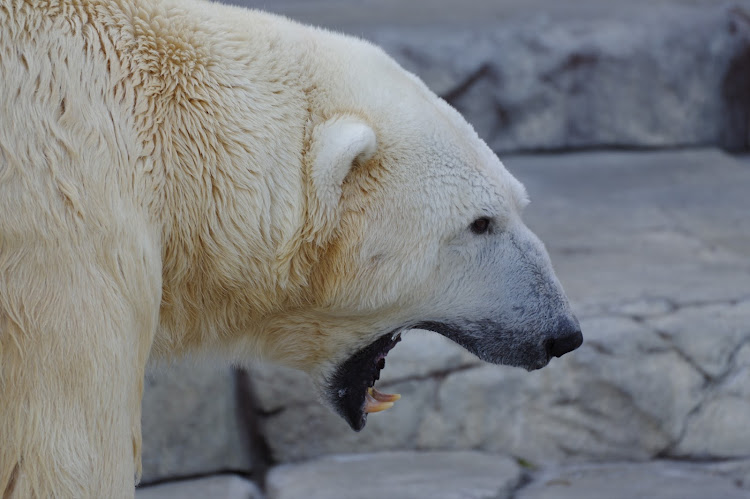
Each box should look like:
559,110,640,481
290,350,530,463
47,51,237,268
544,330,583,359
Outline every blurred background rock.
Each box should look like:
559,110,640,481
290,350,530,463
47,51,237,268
137,1,750,497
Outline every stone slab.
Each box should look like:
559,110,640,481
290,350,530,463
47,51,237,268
647,300,750,379
506,149,750,310
266,451,522,499
516,461,749,499
673,337,750,458
416,315,705,463
706,458,750,490
140,362,254,483
136,475,263,499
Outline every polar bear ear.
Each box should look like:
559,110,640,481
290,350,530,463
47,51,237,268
308,116,377,225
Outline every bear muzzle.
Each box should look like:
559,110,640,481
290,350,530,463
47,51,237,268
325,317,583,431
414,316,583,372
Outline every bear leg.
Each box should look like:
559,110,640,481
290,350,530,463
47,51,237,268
0,237,160,498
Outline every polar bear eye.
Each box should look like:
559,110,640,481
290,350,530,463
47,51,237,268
470,217,491,235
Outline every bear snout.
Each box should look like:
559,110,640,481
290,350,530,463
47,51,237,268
543,327,583,359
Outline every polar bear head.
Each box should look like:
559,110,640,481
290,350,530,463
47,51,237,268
249,31,582,431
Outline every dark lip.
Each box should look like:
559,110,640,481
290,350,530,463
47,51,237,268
325,330,402,431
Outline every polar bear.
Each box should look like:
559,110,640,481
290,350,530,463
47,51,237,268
0,0,582,496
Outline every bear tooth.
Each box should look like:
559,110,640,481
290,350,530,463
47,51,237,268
364,396,394,414
367,386,401,403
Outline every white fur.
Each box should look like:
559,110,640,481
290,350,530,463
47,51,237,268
0,0,575,496
308,116,377,235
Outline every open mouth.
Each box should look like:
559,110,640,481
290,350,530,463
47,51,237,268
325,319,582,431
325,329,404,431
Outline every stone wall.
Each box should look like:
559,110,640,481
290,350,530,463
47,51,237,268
140,364,259,484
371,5,750,153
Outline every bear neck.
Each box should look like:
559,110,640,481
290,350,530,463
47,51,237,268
50,0,333,358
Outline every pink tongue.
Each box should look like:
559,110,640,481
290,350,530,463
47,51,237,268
364,387,401,413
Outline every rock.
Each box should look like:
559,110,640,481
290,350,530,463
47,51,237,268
266,451,522,499
706,458,750,490
516,461,749,499
646,300,750,379
507,150,750,310
609,297,675,319
136,475,263,499
675,396,750,459
372,4,750,153
140,362,255,484
672,339,750,458
418,315,705,463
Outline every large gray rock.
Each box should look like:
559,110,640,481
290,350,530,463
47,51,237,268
416,316,705,463
647,301,750,380
140,362,255,484
706,458,750,490
516,461,749,499
507,149,750,310
266,451,522,499
379,4,750,153
670,328,750,458
136,475,263,499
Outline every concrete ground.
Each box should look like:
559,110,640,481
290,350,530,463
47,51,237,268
136,148,750,498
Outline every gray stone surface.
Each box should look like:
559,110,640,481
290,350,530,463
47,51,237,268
672,338,750,458
378,6,750,153
507,149,750,310
228,0,735,31
516,461,749,499
228,0,750,153
140,362,255,484
136,475,263,499
249,149,750,465
707,458,750,490
646,301,750,379
266,451,522,499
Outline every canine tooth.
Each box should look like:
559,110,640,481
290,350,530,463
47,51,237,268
364,398,394,414
364,388,398,413
367,387,401,403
